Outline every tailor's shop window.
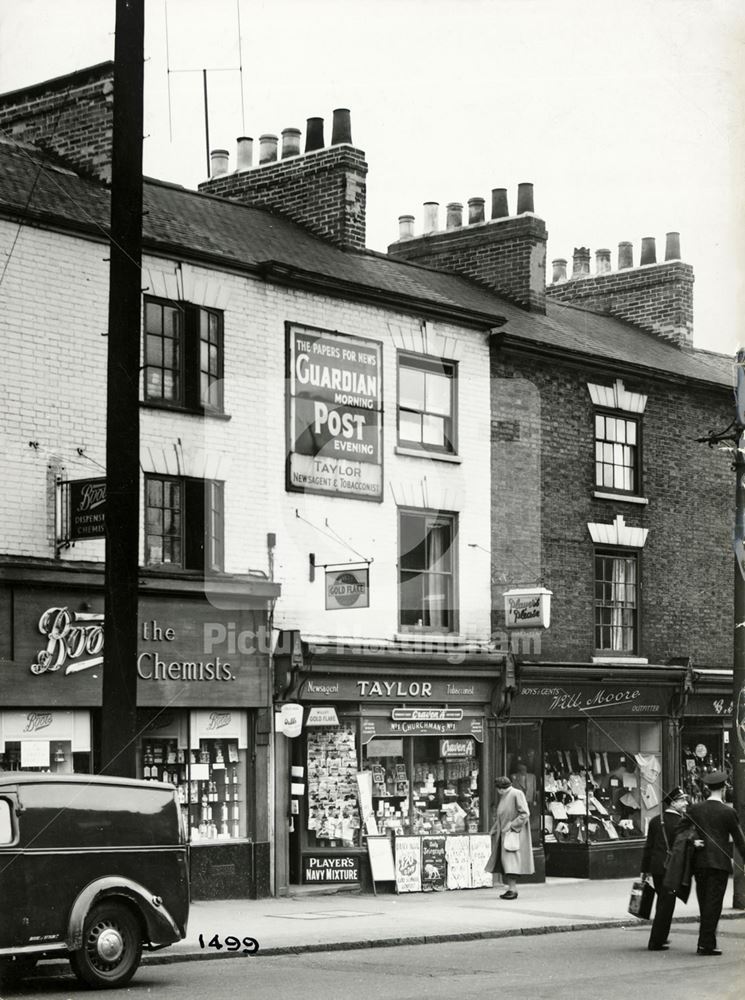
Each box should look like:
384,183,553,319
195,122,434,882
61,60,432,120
542,719,662,846
594,550,638,654
594,411,640,494
306,724,362,848
504,723,542,842
143,297,224,413
397,353,457,454
361,736,481,837
399,508,457,632
138,731,248,841
144,475,224,572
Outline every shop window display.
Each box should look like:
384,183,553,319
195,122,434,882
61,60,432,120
504,723,542,843
139,736,247,841
363,736,481,837
681,728,732,803
542,720,661,846
0,740,87,774
306,724,362,847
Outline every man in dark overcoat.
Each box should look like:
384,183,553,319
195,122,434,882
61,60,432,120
678,770,745,956
640,786,688,950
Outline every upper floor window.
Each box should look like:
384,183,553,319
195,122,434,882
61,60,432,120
594,412,639,493
398,354,456,454
145,475,224,572
144,298,224,412
399,509,457,632
594,550,638,653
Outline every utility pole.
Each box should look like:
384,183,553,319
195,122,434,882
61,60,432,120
100,0,145,777
732,348,745,907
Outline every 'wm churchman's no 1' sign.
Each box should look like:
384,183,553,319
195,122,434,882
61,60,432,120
325,568,370,610
287,323,383,501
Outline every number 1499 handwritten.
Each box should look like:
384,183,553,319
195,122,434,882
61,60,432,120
198,933,260,953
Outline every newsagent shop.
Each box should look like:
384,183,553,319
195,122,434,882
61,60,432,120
0,560,278,899
497,662,692,879
273,639,508,894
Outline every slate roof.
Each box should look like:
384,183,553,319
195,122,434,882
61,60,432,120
0,138,732,390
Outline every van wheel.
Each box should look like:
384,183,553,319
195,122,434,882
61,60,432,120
70,903,143,989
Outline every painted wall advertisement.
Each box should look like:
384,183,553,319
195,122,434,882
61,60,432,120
287,324,383,501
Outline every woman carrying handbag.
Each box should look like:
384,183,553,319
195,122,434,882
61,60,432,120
485,775,535,899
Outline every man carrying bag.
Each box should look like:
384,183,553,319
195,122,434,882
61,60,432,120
639,786,688,950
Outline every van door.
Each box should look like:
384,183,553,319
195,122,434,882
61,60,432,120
0,792,25,949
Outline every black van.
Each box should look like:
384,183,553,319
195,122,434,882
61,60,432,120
0,773,189,989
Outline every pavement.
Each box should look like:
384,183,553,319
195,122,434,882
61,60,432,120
30,876,745,978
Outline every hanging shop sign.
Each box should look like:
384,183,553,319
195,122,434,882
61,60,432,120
503,587,552,629
286,323,383,502
439,738,475,758
361,715,484,744
66,478,107,540
303,853,361,884
512,683,673,718
277,703,304,738
303,676,494,702
325,568,370,610
305,707,340,727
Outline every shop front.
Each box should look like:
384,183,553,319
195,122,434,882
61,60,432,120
274,646,505,894
682,670,734,801
501,666,688,879
0,560,279,899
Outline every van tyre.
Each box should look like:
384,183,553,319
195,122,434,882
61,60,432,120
70,902,143,989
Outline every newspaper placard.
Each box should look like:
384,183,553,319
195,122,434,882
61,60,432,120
394,836,422,893
469,833,495,888
445,835,472,889
421,836,447,891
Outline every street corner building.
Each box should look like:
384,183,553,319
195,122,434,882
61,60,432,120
0,62,736,899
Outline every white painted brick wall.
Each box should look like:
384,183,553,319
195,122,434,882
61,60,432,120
1,223,493,642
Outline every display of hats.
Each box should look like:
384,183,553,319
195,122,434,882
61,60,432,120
620,792,639,809
703,770,727,787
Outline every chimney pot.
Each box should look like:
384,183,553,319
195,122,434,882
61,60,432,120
305,117,325,152
665,231,681,261
468,197,485,225
423,201,440,233
210,148,230,177
446,202,463,229
595,248,612,274
552,258,568,283
281,127,301,159
259,134,278,165
398,214,416,240
618,241,634,269
640,236,657,266
516,182,534,214
491,188,509,219
331,108,352,145
571,247,591,278
236,136,253,171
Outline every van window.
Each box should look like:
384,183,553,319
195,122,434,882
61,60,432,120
0,799,13,844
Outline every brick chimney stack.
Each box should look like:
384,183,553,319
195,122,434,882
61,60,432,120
198,108,368,252
387,182,547,313
546,233,694,348
0,62,114,182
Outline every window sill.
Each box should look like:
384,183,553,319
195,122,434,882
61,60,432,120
141,401,232,421
593,491,648,505
394,446,461,464
395,631,460,643
591,656,649,665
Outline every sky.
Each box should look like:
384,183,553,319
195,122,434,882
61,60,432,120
1,0,744,355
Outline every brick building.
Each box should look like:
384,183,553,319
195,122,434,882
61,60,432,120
0,62,734,893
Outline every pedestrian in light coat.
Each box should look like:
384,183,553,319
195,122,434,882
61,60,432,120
485,775,534,899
